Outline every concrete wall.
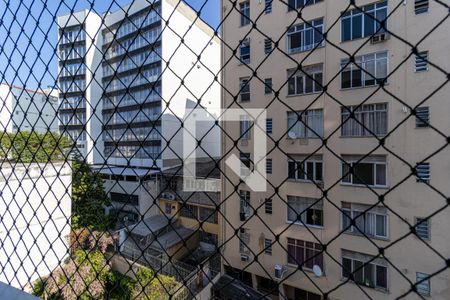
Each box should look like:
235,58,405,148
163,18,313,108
0,162,72,289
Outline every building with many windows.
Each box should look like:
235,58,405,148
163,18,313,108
221,1,449,299
57,0,221,168
0,84,58,133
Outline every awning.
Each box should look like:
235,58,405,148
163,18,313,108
212,275,269,300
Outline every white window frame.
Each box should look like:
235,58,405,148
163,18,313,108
341,156,388,188
287,18,324,53
240,1,251,27
341,51,389,89
287,64,323,96
288,156,323,183
342,254,389,291
341,203,389,239
239,37,251,64
287,196,324,227
341,103,388,137
287,109,324,139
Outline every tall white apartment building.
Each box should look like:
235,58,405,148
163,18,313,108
57,0,221,168
0,84,58,133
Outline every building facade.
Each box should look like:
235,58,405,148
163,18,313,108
221,1,450,299
0,162,72,289
57,0,221,168
0,84,58,133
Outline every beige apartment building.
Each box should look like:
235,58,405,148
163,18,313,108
220,0,450,299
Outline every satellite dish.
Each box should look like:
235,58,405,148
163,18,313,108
287,131,297,139
313,265,323,277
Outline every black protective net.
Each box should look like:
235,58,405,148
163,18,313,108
0,0,449,299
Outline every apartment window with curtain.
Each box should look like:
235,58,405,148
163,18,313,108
287,109,324,138
287,238,323,270
341,52,388,88
341,103,388,137
342,250,388,290
240,78,250,102
287,18,324,53
288,155,323,183
288,0,323,11
341,202,388,239
240,115,252,140
287,64,323,95
240,1,250,26
239,190,251,220
239,228,250,254
341,155,387,187
341,1,388,41
239,38,251,64
287,196,323,227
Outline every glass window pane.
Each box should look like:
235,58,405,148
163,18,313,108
352,14,363,39
353,163,374,185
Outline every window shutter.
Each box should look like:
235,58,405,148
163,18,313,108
415,0,429,14
415,106,429,127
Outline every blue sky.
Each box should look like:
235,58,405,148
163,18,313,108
0,0,220,91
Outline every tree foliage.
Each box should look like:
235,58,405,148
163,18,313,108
0,131,71,163
72,159,111,230
131,267,179,300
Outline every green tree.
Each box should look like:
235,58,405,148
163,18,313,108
131,267,179,300
0,131,71,163
72,160,111,230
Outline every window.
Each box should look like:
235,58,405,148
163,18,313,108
415,51,428,72
342,250,388,290
287,18,324,53
341,52,388,88
240,116,252,140
264,78,273,94
293,289,322,300
240,152,252,176
287,196,323,227
239,38,251,64
110,192,139,205
341,202,388,238
287,64,323,95
341,103,388,137
416,272,430,296
287,238,323,270
240,78,250,102
341,155,387,187
264,239,272,255
264,38,272,54
239,190,251,219
264,158,272,174
265,198,273,214
341,1,388,41
239,228,250,254
199,207,218,224
415,106,430,128
415,162,430,183
415,0,429,14
288,0,323,11
288,155,323,183
180,204,198,219
287,109,324,138
415,217,430,240
264,0,272,14
240,1,251,26
266,118,273,134
165,203,172,214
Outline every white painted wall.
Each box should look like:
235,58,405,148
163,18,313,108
160,0,221,166
0,162,72,289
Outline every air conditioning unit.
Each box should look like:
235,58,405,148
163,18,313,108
274,264,285,280
240,254,249,262
370,32,389,44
